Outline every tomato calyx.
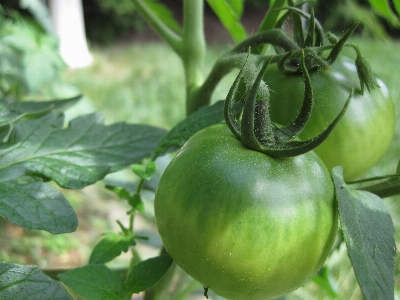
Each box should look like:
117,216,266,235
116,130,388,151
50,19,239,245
227,1,377,95
224,49,352,157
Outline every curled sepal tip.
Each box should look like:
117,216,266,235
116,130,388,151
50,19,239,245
355,55,379,94
224,50,353,158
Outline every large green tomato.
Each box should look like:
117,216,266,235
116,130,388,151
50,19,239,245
263,56,395,181
155,123,337,300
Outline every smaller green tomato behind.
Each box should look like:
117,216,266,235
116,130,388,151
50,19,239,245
263,56,395,181
155,123,337,300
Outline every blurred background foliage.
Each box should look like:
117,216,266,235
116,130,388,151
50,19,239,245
2,0,399,46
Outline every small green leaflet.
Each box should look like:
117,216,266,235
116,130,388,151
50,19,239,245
155,100,224,154
58,265,127,300
89,232,136,265
126,254,173,294
206,0,247,43
0,263,72,300
105,185,145,212
131,160,156,180
332,167,396,300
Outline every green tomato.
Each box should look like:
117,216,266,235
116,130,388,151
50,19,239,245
263,56,395,181
155,123,337,300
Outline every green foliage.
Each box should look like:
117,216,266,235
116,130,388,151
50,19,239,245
89,232,137,265
313,0,397,39
0,263,72,300
58,264,128,300
58,255,173,299
155,100,225,154
0,10,65,100
333,167,396,300
206,0,247,42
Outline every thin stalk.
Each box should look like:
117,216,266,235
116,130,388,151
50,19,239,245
182,0,206,115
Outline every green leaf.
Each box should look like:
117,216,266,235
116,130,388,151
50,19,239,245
126,254,173,294
0,107,24,127
0,125,11,142
58,265,127,300
253,0,287,54
89,232,136,264
128,193,145,212
311,266,341,299
332,167,396,300
6,95,81,115
258,0,287,32
105,186,145,212
0,263,72,300
131,160,156,180
368,0,400,25
0,113,167,189
19,0,55,34
155,100,224,154
0,96,81,127
395,0,400,17
144,0,182,34
0,180,77,233
206,0,247,42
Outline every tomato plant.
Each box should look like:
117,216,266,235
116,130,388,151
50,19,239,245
264,56,395,180
155,123,337,299
1,1,399,300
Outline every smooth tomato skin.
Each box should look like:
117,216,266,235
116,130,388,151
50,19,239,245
263,56,395,181
155,123,338,300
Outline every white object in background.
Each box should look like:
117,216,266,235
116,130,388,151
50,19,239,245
49,0,93,68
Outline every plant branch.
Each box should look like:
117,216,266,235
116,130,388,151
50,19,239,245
133,0,183,55
357,178,400,198
182,0,207,115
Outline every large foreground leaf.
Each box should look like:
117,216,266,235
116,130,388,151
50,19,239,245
0,180,77,233
332,167,396,300
0,96,81,127
0,112,167,189
0,263,72,300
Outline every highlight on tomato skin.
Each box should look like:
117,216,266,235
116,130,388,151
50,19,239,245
154,123,338,300
263,56,395,181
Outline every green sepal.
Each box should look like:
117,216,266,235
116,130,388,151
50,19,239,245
288,0,304,46
355,54,379,94
303,8,316,48
240,56,275,149
225,50,353,158
271,4,325,48
326,22,359,64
